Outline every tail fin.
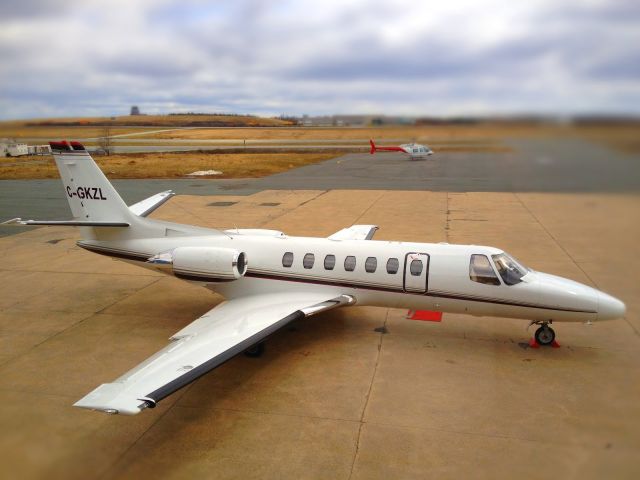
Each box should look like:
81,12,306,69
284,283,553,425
50,141,134,225
369,139,376,154
5,141,222,242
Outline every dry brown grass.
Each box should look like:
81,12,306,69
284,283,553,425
148,124,536,141
0,126,151,139
0,114,292,137
0,115,292,141
143,122,640,154
570,125,640,154
0,152,338,180
2,120,636,156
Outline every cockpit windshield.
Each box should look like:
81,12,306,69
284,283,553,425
491,253,529,285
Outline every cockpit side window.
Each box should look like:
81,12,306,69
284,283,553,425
469,254,500,286
492,253,528,286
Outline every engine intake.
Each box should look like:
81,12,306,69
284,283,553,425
149,246,247,282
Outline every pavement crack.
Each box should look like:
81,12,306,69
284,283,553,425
297,189,329,207
261,190,329,227
445,192,451,242
98,385,194,480
175,404,360,424
170,198,212,228
348,308,388,479
352,191,386,225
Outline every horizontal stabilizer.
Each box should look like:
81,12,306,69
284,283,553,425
329,225,378,241
129,190,175,217
2,218,129,227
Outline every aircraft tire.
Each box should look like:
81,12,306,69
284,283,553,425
244,342,265,358
535,326,555,346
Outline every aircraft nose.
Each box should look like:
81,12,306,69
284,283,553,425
597,292,626,321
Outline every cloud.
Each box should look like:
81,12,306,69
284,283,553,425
0,0,639,119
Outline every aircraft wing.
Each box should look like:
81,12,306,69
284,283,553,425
328,224,378,241
74,292,354,415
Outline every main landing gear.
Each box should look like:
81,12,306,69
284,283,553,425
529,321,560,348
244,341,265,358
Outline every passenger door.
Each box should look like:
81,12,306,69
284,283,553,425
403,253,430,293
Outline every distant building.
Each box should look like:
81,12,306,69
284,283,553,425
130,105,140,115
28,145,52,155
0,140,29,157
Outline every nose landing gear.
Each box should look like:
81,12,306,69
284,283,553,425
528,321,560,348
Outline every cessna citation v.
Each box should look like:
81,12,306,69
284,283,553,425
3,141,625,416
369,139,433,159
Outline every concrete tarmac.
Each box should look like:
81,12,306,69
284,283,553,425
0,137,639,478
0,188,639,479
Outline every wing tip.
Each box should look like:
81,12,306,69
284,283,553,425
73,383,145,415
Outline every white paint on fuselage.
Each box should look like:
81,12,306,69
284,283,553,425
82,233,601,324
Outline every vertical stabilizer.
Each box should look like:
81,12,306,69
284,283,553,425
50,141,133,224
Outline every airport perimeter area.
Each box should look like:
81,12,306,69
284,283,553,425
0,146,639,479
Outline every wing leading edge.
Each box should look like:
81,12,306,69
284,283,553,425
74,292,354,415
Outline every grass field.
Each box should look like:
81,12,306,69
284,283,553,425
146,124,543,141
0,114,293,139
145,123,640,153
2,120,636,153
0,126,158,139
2,114,292,129
1,119,636,180
0,152,338,180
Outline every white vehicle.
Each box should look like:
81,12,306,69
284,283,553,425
3,141,625,416
370,139,433,159
1,141,29,157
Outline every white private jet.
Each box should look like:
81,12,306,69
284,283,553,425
3,141,626,416
369,139,433,159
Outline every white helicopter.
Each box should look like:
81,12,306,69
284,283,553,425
3,141,625,416
369,139,433,159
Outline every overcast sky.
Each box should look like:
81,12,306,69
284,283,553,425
0,0,639,119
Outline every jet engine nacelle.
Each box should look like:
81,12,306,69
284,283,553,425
149,246,248,281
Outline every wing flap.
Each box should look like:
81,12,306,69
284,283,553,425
74,292,354,415
1,218,129,227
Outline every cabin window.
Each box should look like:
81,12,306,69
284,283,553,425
282,252,294,268
344,256,356,272
365,257,377,273
469,254,500,285
386,258,399,274
303,253,315,269
324,254,336,270
410,259,423,276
